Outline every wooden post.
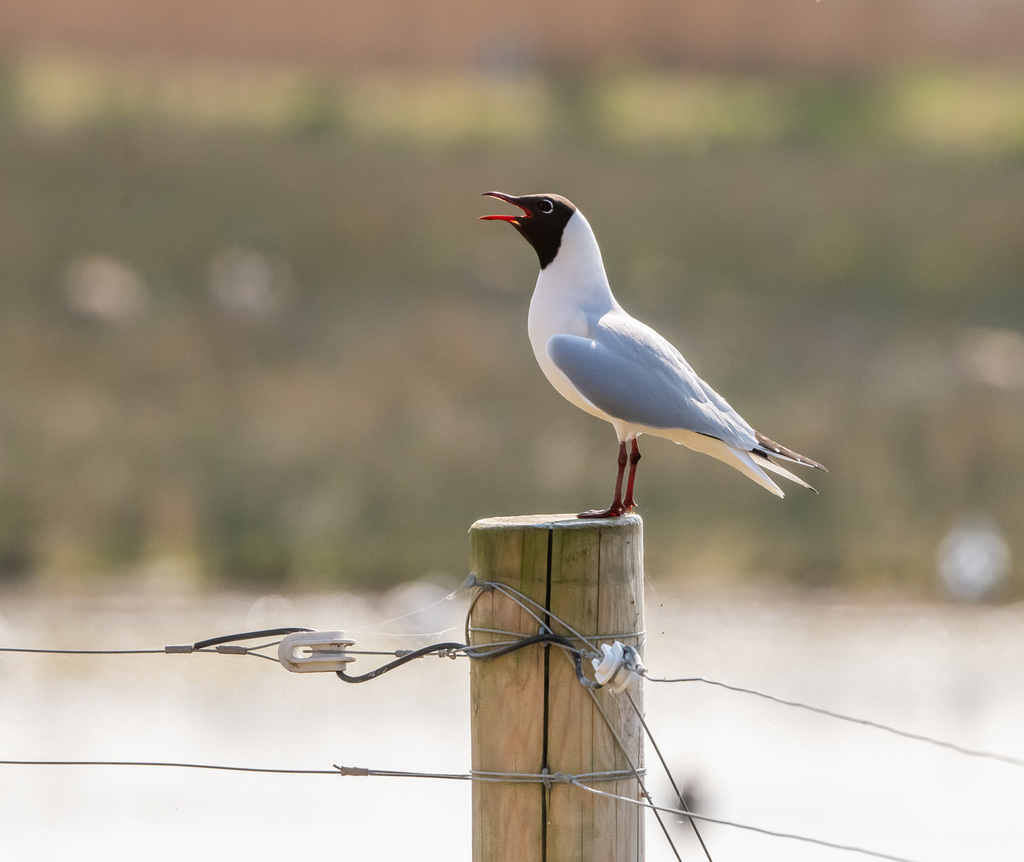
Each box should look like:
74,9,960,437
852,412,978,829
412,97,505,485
469,514,644,862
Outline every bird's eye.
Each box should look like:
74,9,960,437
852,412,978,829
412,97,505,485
538,199,554,214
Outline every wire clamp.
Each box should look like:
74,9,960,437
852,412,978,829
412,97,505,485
591,641,642,693
278,631,356,673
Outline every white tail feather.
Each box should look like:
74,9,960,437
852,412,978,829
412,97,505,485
750,452,818,493
667,428,786,497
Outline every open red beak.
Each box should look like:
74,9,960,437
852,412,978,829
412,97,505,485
479,191,531,224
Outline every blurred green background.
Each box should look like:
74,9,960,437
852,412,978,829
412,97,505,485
0,2,1022,597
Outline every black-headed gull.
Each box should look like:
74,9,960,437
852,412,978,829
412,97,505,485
481,191,826,518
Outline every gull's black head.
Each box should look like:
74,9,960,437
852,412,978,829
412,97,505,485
480,192,577,269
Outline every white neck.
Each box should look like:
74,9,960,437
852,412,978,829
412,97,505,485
547,210,614,298
529,211,617,337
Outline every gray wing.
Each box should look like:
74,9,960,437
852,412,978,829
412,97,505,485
546,314,757,448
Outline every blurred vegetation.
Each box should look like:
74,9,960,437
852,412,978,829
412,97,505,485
0,57,1022,596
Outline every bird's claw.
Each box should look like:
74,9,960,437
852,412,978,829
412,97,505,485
576,502,635,519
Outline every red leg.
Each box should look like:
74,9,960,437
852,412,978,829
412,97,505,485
578,441,628,519
622,438,641,512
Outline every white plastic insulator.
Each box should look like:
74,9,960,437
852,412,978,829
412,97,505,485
591,641,639,694
278,631,356,673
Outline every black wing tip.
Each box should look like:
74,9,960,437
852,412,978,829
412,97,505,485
754,431,828,473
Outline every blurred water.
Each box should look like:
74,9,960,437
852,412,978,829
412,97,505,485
2,585,1022,861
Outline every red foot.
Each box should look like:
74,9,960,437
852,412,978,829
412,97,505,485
577,503,629,519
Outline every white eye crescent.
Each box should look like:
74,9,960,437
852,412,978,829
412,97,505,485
538,199,554,214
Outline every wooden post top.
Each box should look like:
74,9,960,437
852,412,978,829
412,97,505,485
471,513,643,531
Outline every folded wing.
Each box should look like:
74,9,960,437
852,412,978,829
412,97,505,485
545,314,758,450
